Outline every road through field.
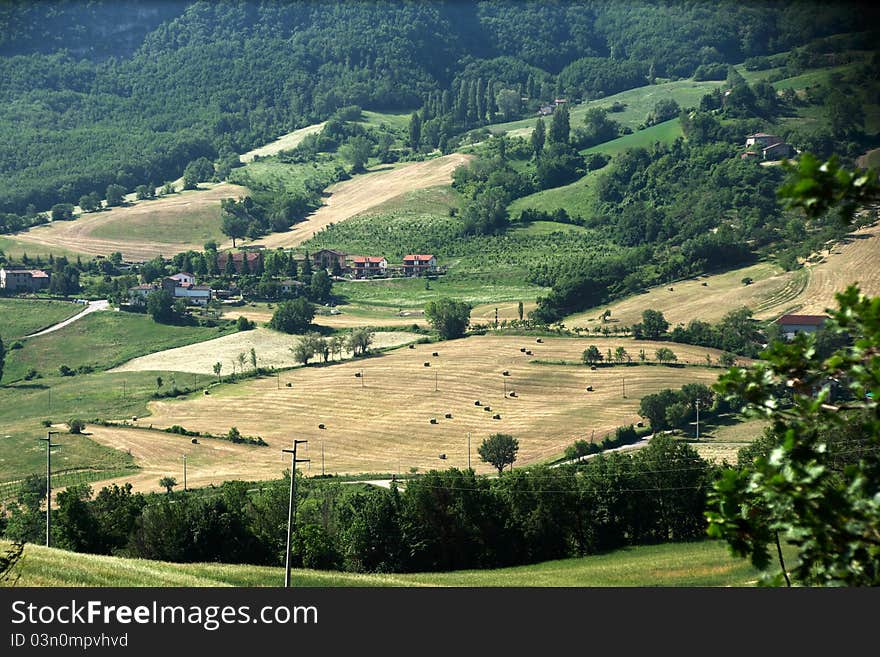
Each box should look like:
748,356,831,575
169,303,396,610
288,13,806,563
23,299,110,338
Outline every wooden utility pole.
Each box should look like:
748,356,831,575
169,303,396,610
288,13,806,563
39,431,59,548
282,440,309,588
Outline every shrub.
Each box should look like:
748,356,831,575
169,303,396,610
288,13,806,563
58,365,74,377
68,419,85,434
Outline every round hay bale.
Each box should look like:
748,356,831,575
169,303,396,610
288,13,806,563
637,421,644,427
492,414,501,420
408,344,415,349
590,365,597,371
424,362,431,367
191,438,199,444
354,372,362,377
286,382,292,387
438,453,447,459
444,413,453,419
519,347,526,353
474,400,481,406
204,389,211,395
536,338,543,343
502,370,510,376
586,386,593,392
509,391,517,397
430,418,438,424
525,350,532,355
318,423,325,429
484,406,492,412
432,351,439,357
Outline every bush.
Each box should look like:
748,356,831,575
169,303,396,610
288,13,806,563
41,419,52,427
68,419,85,434
237,316,255,331
24,369,40,380
58,365,74,377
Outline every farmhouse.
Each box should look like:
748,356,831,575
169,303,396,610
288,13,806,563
130,272,212,306
279,279,306,295
217,251,264,274
745,132,782,148
537,104,555,116
775,314,827,339
312,248,348,272
351,256,388,279
402,254,437,276
743,133,796,161
128,283,157,303
0,267,50,292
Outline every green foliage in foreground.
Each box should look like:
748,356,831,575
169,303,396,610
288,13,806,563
2,540,780,587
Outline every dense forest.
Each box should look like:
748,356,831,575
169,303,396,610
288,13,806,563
1,0,876,215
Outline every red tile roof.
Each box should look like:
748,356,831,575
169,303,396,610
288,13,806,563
404,254,434,261
775,314,827,326
353,256,386,264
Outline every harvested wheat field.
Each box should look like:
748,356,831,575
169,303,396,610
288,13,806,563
84,425,286,494
567,221,880,328
13,183,247,261
240,122,326,162
248,153,472,250
471,301,538,324
138,335,734,477
109,327,421,375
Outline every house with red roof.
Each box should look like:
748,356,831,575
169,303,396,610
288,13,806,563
0,267,50,292
402,254,437,277
351,256,388,279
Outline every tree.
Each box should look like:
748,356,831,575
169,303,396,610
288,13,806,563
582,345,603,365
408,112,422,150
517,301,524,321
639,389,681,431
236,351,247,374
213,362,222,381
159,477,177,494
614,346,629,363
78,192,101,212
49,265,80,297
425,298,471,340
309,270,332,304
135,184,155,200
292,333,322,366
478,434,519,475
641,309,669,339
68,418,85,434
347,328,374,357
548,102,570,144
50,203,74,221
268,298,314,334
221,212,249,248
146,289,175,323
495,88,520,121
249,347,257,371
655,347,677,364
182,157,214,190
531,117,546,156
340,135,372,172
105,184,126,207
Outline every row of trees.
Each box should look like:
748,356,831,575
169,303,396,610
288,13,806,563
2,435,713,573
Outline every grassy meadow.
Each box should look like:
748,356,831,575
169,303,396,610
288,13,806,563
3,540,782,587
0,298,83,339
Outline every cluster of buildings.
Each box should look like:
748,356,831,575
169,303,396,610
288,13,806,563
129,271,212,306
741,133,797,162
0,267,50,292
311,249,439,280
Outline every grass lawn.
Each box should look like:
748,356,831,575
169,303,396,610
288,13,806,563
2,310,235,383
582,118,682,157
0,298,83,339
508,169,601,219
3,540,782,587
489,78,722,138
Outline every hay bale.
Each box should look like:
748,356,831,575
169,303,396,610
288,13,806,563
590,365,597,371
424,362,431,367
586,386,594,392
492,414,501,420
430,418,438,424
474,400,481,406
637,421,644,427
519,347,526,353
286,382,292,387
484,406,492,412
432,351,439,357
444,413,453,419
318,423,325,429
525,350,532,355
191,438,199,444
536,338,543,343
354,372,362,377
204,389,210,395
408,344,416,349
502,370,510,376
509,391,517,397
438,453,447,459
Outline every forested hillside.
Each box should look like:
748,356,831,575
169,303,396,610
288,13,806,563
1,0,875,216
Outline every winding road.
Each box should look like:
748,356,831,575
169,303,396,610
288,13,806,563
23,299,110,338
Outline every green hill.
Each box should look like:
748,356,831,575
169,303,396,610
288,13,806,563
3,540,779,587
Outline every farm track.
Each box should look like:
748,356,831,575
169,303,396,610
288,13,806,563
120,335,737,483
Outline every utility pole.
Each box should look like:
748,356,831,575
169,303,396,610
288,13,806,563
39,431,59,548
282,440,309,588
183,454,187,491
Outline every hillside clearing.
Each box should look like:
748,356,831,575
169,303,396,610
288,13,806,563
11,184,247,261
239,122,327,162
137,335,733,477
3,540,776,587
566,221,880,328
109,327,421,375
0,298,83,339
247,153,472,250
